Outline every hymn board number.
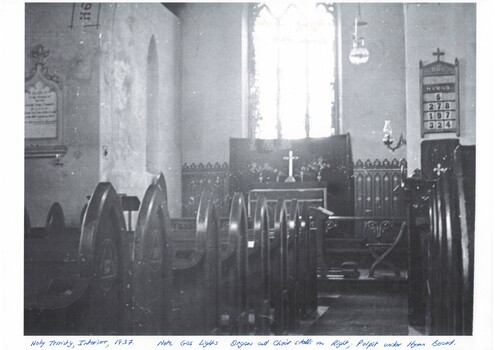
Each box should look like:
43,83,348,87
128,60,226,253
420,48,460,137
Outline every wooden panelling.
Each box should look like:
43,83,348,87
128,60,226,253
354,159,406,218
181,162,230,217
181,158,406,221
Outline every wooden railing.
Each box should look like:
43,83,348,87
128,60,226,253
310,208,406,277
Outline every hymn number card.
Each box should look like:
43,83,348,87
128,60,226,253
420,49,460,138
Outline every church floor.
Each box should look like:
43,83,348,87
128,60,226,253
303,292,409,335
297,268,410,336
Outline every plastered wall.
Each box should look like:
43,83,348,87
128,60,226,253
25,4,101,227
340,3,407,162
99,3,182,217
404,3,476,173
180,3,246,164
25,3,182,226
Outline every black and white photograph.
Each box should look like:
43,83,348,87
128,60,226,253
0,0,493,347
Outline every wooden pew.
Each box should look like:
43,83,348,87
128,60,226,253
147,177,315,335
25,183,128,335
129,182,172,334
155,173,222,334
168,188,271,335
310,207,405,279
218,193,249,334
269,198,289,334
167,184,221,335
169,189,307,335
245,195,304,335
300,202,318,318
25,171,319,335
24,207,31,237
235,194,305,335
247,196,271,334
405,145,475,335
25,181,174,335
287,199,300,331
25,202,67,238
403,172,433,328
454,146,475,336
434,146,474,335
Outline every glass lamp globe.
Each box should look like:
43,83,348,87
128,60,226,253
383,120,393,143
349,38,369,65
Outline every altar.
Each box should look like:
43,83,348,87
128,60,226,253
229,135,354,217
247,181,327,218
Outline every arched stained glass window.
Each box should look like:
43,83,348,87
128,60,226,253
249,2,337,139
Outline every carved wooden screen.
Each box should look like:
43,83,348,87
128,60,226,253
181,162,230,217
353,158,406,218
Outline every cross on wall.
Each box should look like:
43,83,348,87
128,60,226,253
432,48,445,62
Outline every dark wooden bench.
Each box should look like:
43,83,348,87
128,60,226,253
161,181,221,335
247,196,271,334
310,208,406,279
168,190,316,335
25,183,128,335
405,145,475,335
25,181,173,335
25,172,319,335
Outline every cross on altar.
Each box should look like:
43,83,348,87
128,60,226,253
433,48,445,61
283,150,298,183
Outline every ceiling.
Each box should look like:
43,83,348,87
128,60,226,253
162,3,186,17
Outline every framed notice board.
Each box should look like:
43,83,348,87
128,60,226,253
420,49,460,138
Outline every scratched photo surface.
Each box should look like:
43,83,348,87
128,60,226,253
21,1,483,344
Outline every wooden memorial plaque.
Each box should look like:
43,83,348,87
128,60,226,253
420,48,460,138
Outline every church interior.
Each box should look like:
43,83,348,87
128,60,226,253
20,1,483,338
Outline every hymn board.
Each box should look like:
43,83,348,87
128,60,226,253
420,48,460,138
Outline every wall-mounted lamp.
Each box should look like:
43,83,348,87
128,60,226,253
349,3,369,65
383,120,406,152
